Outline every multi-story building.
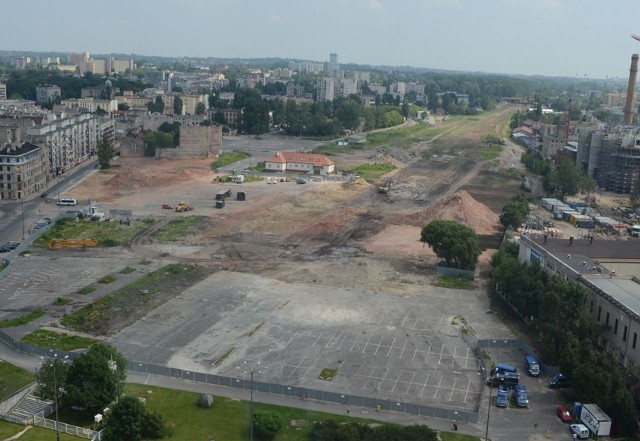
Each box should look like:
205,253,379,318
337,78,358,98
0,142,48,200
288,60,324,74
210,108,240,126
68,52,90,66
35,85,62,105
316,77,335,102
518,235,640,368
59,98,118,114
0,83,6,101
286,83,305,97
577,125,640,193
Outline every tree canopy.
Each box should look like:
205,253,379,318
103,395,169,441
420,220,480,269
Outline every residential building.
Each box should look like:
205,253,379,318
0,83,6,101
518,235,640,367
59,98,118,114
286,83,305,97
264,151,335,175
68,52,90,65
0,142,48,200
35,85,62,105
316,77,335,102
338,78,358,98
288,60,324,74
210,108,240,126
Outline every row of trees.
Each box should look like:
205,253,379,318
521,150,595,197
490,245,638,435
310,420,437,441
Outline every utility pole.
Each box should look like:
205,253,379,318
237,361,265,441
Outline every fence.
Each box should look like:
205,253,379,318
0,329,489,425
34,411,103,440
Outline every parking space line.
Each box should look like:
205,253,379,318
398,338,408,359
376,368,389,392
349,336,359,352
400,312,409,328
312,331,324,346
391,373,401,393
463,379,471,403
438,345,445,364
433,376,442,398
374,338,383,355
336,332,348,350
404,372,416,395
449,377,457,401
385,337,395,357
419,374,430,397
451,346,457,366
361,334,372,353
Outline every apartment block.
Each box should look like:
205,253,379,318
35,85,62,104
0,142,49,200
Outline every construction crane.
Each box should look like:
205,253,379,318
632,34,640,42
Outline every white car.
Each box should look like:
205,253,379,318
570,423,589,439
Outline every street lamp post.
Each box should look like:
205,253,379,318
42,353,67,441
238,361,264,441
21,198,25,240
485,382,492,441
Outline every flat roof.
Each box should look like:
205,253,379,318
583,275,640,320
529,236,640,260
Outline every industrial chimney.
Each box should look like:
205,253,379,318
624,53,639,124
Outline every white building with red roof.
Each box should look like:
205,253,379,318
264,151,335,175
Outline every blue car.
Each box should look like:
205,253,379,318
495,386,509,407
515,385,529,407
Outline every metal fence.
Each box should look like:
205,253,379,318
0,329,484,424
34,411,103,440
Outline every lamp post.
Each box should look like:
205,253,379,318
21,198,25,240
41,353,67,441
485,381,492,441
237,361,264,441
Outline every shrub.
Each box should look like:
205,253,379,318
252,411,283,441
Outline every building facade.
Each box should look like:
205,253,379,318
0,142,48,200
35,85,61,104
264,151,335,175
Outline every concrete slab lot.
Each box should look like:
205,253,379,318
110,271,486,411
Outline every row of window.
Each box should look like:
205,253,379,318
596,304,638,350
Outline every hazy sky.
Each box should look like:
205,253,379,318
4,0,640,79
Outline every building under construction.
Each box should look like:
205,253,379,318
578,125,640,193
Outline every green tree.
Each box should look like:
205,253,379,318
195,101,206,115
147,96,164,114
610,389,637,436
65,343,126,413
173,95,183,115
335,97,362,130
499,200,529,229
103,395,145,441
98,137,113,170
252,411,283,441
35,357,70,405
420,220,480,269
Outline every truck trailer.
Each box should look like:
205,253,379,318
580,403,611,437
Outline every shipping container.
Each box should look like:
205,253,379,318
580,403,611,437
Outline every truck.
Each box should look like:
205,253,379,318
216,189,232,200
579,403,611,437
231,175,245,184
628,224,640,237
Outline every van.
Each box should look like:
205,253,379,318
570,423,589,439
57,198,77,206
490,364,517,377
525,355,540,377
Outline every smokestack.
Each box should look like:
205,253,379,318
624,54,639,124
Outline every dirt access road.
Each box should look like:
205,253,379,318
60,105,520,295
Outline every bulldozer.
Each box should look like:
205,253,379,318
175,201,193,212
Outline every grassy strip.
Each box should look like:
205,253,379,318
54,297,71,306
98,275,116,284
433,275,474,289
61,264,207,335
0,361,33,401
32,217,153,248
0,310,45,328
479,145,502,161
21,329,97,351
347,163,396,181
154,216,207,242
318,367,337,381
211,152,250,171
119,266,136,274
77,285,96,295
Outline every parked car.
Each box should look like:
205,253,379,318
6,241,19,250
514,385,529,407
0,245,10,253
495,386,509,407
557,406,572,423
549,373,570,388
570,423,590,439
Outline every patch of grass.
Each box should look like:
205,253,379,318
77,285,96,295
21,329,96,351
119,266,136,275
0,310,45,328
0,360,34,401
123,383,384,441
154,216,207,242
97,274,117,284
441,432,481,441
0,420,24,441
433,275,474,289
347,163,396,181
54,297,71,306
211,152,250,171
139,259,152,265
32,217,150,248
318,367,337,381
479,145,502,161
19,250,31,256
61,263,208,335
1,424,80,441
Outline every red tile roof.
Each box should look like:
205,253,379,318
265,151,334,166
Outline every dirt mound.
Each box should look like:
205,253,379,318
392,190,500,235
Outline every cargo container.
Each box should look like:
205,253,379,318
580,403,611,437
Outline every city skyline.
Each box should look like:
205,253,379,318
3,0,640,79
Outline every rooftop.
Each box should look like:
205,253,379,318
266,151,334,166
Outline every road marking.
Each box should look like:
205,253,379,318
449,377,457,401
433,376,443,398
385,337,395,357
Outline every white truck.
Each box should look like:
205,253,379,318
232,174,245,184
580,403,611,437
628,224,640,237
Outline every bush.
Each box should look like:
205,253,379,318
253,411,283,441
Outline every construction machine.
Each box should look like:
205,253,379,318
175,201,193,212
378,178,393,194
48,239,98,250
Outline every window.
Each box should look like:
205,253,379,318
633,332,638,350
606,312,610,326
590,300,594,313
614,319,618,335
623,325,628,342
597,306,602,321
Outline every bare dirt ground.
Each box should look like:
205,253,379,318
59,106,520,325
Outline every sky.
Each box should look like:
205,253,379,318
4,0,640,79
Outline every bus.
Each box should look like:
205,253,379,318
56,198,77,206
